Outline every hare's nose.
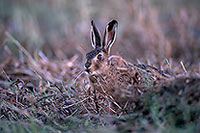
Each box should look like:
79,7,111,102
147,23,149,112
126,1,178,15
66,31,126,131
85,60,91,69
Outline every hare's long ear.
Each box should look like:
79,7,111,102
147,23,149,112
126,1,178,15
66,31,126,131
90,20,101,49
102,20,118,55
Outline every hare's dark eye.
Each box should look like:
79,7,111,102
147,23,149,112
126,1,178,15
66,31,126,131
97,54,103,60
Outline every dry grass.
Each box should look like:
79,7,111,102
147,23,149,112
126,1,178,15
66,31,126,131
0,0,200,132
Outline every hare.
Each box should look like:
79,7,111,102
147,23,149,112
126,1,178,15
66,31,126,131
85,20,170,108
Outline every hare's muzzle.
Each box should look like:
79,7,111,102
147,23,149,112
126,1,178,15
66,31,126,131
85,60,92,73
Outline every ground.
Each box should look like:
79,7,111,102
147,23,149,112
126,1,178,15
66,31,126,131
0,0,200,132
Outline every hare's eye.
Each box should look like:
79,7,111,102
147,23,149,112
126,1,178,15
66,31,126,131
97,54,103,60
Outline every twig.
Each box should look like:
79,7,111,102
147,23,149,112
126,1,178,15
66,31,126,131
180,61,187,73
165,58,171,70
1,68,12,82
5,32,38,68
63,96,90,109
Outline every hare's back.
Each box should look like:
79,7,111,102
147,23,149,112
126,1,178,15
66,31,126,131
133,64,171,79
108,55,131,69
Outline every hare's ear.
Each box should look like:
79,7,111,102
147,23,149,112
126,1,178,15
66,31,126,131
102,20,118,55
90,20,101,49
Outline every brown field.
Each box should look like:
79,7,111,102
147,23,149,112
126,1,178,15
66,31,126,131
0,0,200,132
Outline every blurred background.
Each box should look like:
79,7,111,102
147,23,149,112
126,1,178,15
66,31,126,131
1,1,200,132
0,0,200,68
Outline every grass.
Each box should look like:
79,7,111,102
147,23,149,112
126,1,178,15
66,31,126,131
0,0,200,132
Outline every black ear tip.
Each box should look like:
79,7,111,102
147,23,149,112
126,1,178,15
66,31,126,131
111,19,118,24
91,20,94,25
107,19,118,31
108,19,118,28
110,19,118,25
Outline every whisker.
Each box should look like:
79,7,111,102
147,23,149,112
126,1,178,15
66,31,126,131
72,69,85,85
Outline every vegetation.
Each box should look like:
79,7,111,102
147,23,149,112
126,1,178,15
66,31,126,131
0,0,200,132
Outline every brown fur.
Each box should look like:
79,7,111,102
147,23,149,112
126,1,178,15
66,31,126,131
85,20,171,108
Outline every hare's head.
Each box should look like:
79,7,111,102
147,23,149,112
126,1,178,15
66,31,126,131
85,20,118,75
